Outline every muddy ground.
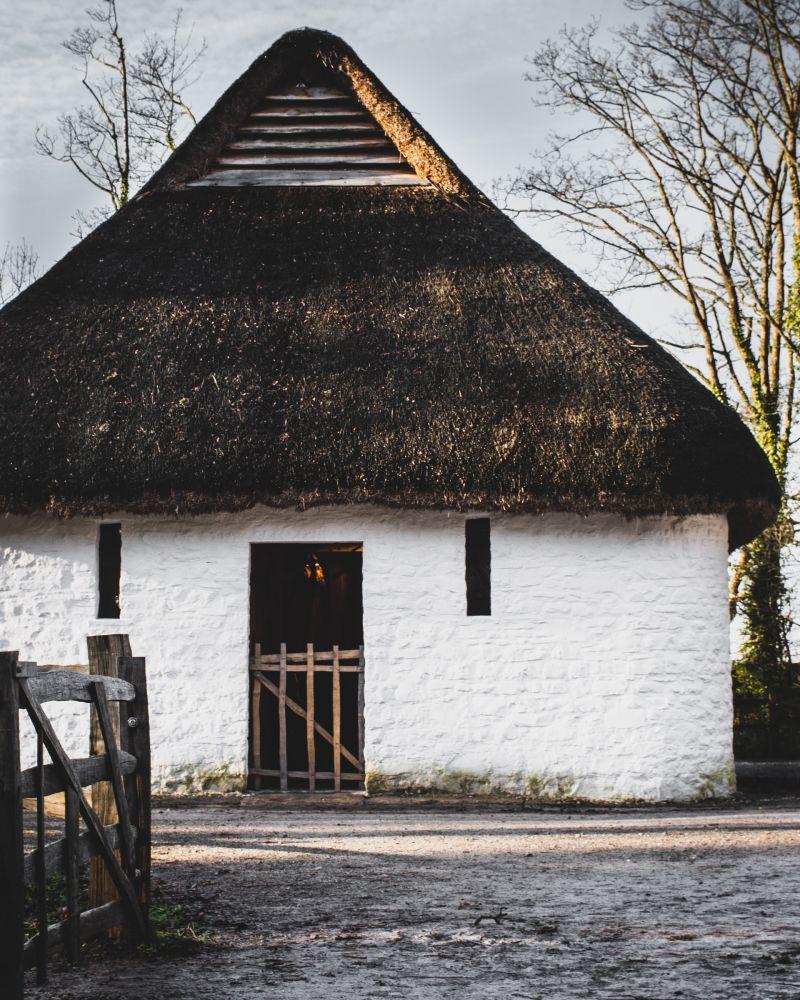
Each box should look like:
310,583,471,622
27,796,800,999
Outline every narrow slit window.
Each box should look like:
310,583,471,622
465,518,491,616
97,523,121,619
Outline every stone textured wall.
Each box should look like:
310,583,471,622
0,507,733,800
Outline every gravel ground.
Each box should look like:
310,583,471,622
28,798,800,1000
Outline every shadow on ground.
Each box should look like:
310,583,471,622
27,802,800,1000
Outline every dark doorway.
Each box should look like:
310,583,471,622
249,543,364,790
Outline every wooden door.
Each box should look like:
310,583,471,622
248,544,364,790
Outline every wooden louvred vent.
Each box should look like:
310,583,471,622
189,84,425,187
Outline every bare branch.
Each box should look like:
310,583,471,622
0,240,40,305
35,1,205,226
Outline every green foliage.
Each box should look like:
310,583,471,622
23,873,69,942
140,901,211,955
734,514,800,759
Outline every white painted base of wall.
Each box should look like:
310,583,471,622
0,506,734,801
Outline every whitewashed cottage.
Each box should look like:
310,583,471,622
0,29,778,801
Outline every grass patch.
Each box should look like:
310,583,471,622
25,871,212,960
24,872,70,941
141,901,211,955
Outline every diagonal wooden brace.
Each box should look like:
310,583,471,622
90,682,136,878
253,670,363,772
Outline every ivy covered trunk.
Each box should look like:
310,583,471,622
734,225,800,761
733,515,800,760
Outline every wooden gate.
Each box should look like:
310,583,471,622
0,648,150,998
250,643,364,790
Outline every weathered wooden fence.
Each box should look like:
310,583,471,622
0,639,150,998
251,643,364,790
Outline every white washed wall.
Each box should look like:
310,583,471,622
0,507,733,801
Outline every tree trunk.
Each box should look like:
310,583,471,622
734,517,795,759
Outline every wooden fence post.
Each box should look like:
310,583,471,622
306,644,316,792
251,644,262,792
332,646,341,792
87,634,131,910
358,646,365,770
64,786,80,964
279,643,288,791
0,650,24,1000
117,656,151,928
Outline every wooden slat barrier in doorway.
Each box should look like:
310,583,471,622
250,644,364,791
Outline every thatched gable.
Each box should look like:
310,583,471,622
141,28,473,197
0,28,778,548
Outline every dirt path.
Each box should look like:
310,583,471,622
29,801,800,999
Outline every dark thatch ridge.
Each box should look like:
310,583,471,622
0,29,779,550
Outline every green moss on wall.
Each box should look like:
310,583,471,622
365,767,579,801
160,763,246,795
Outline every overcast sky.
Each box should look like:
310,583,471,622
0,0,669,330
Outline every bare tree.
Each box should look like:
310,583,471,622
35,1,204,230
0,240,40,305
508,0,800,756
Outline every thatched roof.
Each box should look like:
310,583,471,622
0,28,778,549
